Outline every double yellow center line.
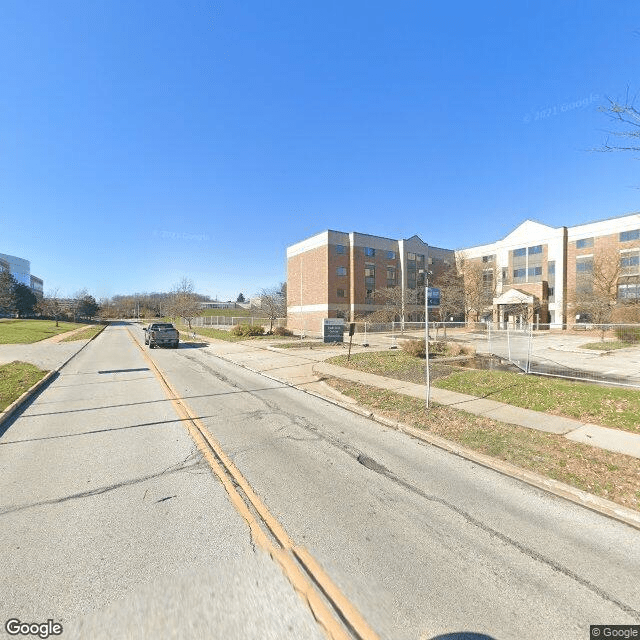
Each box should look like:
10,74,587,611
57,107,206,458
127,328,380,640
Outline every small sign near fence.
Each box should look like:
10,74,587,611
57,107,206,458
323,318,345,343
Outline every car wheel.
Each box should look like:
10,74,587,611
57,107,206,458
149,343,154,349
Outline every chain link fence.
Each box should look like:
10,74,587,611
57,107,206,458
348,320,640,387
191,315,287,329
486,323,640,387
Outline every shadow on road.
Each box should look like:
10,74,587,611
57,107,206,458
430,634,496,640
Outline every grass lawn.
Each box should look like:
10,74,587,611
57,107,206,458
0,319,88,344
276,341,346,349
326,378,640,512
174,323,293,344
328,350,462,384
60,324,107,342
326,350,640,434
0,361,49,411
581,341,631,350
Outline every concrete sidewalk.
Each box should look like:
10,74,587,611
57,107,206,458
0,339,91,370
192,334,640,461
314,361,640,459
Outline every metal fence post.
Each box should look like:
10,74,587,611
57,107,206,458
526,323,533,374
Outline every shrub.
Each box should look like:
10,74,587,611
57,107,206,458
273,326,293,336
230,324,265,337
614,326,640,344
460,344,476,356
401,339,426,358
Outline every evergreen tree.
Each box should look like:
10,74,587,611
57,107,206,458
77,295,100,319
0,270,17,316
14,283,37,318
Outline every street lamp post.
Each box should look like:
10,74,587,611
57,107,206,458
425,280,430,409
424,245,431,409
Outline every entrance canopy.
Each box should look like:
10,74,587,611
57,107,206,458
493,288,534,306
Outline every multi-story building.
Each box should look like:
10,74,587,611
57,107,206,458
286,212,640,332
459,211,640,327
0,252,44,297
286,230,454,333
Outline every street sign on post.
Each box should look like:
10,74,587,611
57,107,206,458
347,323,355,360
323,318,345,343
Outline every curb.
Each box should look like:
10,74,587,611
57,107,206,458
0,369,58,424
0,322,109,429
202,345,640,532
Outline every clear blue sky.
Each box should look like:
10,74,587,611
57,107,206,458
1,1,639,301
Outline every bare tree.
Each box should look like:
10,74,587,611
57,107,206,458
259,284,286,332
69,288,90,323
598,93,640,154
432,264,464,322
431,264,465,338
458,252,495,322
169,277,201,330
570,246,622,338
37,288,63,326
363,286,420,328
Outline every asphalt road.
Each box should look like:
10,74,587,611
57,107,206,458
1,322,640,639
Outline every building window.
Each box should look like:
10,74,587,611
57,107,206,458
407,252,416,260
513,268,526,281
618,282,640,299
576,256,593,294
513,248,526,258
336,244,346,254
386,267,396,287
576,238,593,249
548,261,555,276
576,258,593,273
621,251,640,274
387,250,396,259
364,247,375,256
548,286,555,301
365,289,374,303
620,229,640,242
482,255,495,263
528,266,542,277
528,245,543,255
336,267,347,276
482,270,494,292
364,265,375,277
337,288,345,298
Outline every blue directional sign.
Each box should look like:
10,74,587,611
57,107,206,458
427,287,440,307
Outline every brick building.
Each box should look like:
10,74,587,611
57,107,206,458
286,212,640,333
286,230,454,334
460,212,640,327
